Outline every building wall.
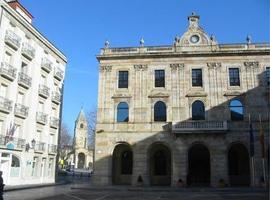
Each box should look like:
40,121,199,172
0,0,66,186
94,15,270,187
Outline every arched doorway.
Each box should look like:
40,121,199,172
112,143,133,185
228,143,250,186
187,144,210,186
149,143,171,186
77,153,85,169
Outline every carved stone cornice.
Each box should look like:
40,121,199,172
170,63,184,71
100,65,112,72
134,64,148,71
244,61,259,70
207,62,221,69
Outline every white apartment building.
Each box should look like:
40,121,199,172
0,0,66,185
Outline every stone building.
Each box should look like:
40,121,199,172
94,13,270,187
0,0,66,185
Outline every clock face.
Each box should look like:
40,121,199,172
190,35,200,44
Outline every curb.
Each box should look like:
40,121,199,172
4,181,72,192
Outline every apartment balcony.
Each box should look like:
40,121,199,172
34,142,46,153
36,112,48,125
54,67,64,80
21,43,35,60
18,72,32,89
0,96,13,114
41,58,52,73
5,30,21,50
48,144,57,154
38,84,50,98
171,121,228,134
0,62,17,81
50,117,59,129
0,135,25,150
14,103,29,119
51,91,61,104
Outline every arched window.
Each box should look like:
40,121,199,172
192,100,205,120
80,123,84,128
154,101,166,122
117,102,129,122
230,100,244,121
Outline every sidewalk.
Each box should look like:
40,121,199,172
4,181,71,192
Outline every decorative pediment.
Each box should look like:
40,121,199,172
186,91,207,97
148,91,170,98
224,91,243,96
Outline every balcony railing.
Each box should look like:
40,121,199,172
22,43,35,60
5,30,21,50
18,72,32,89
14,103,29,119
50,117,59,129
0,62,17,81
36,112,48,125
172,121,228,133
54,68,64,80
34,142,46,152
41,58,52,72
38,84,50,98
0,96,13,113
51,91,61,104
0,135,25,150
48,144,57,154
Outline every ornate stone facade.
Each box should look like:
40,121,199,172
93,13,270,187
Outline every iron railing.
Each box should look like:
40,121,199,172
14,103,29,118
5,30,21,50
18,72,32,88
0,62,17,80
0,96,13,113
36,112,48,125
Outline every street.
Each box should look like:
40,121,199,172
2,184,268,200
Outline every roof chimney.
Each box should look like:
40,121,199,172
7,0,33,23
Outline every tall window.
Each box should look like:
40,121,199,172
121,150,133,174
192,100,205,120
155,70,165,87
192,69,202,87
154,101,167,121
266,67,270,86
229,68,240,86
117,102,129,122
118,71,128,88
21,62,28,74
229,100,244,121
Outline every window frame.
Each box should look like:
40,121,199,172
154,101,167,122
229,68,240,86
191,100,205,120
192,68,203,87
229,99,244,121
116,102,129,122
118,71,129,89
154,70,165,88
266,67,270,86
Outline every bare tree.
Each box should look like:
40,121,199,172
86,106,97,149
59,122,73,162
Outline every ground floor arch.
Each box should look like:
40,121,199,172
228,143,250,186
187,143,210,186
112,143,133,185
149,143,171,186
77,152,86,169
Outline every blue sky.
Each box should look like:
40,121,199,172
20,0,269,133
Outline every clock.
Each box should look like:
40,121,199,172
190,35,200,44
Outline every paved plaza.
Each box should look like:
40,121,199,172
2,184,269,200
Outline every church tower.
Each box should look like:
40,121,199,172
74,109,89,169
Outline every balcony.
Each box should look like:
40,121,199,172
0,135,25,150
34,142,46,152
171,121,228,134
50,117,59,129
0,62,17,81
0,96,13,114
5,30,21,50
54,67,64,80
36,112,47,125
41,58,52,73
38,84,50,98
18,72,32,89
21,43,35,60
48,144,57,154
51,91,61,104
14,103,29,119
